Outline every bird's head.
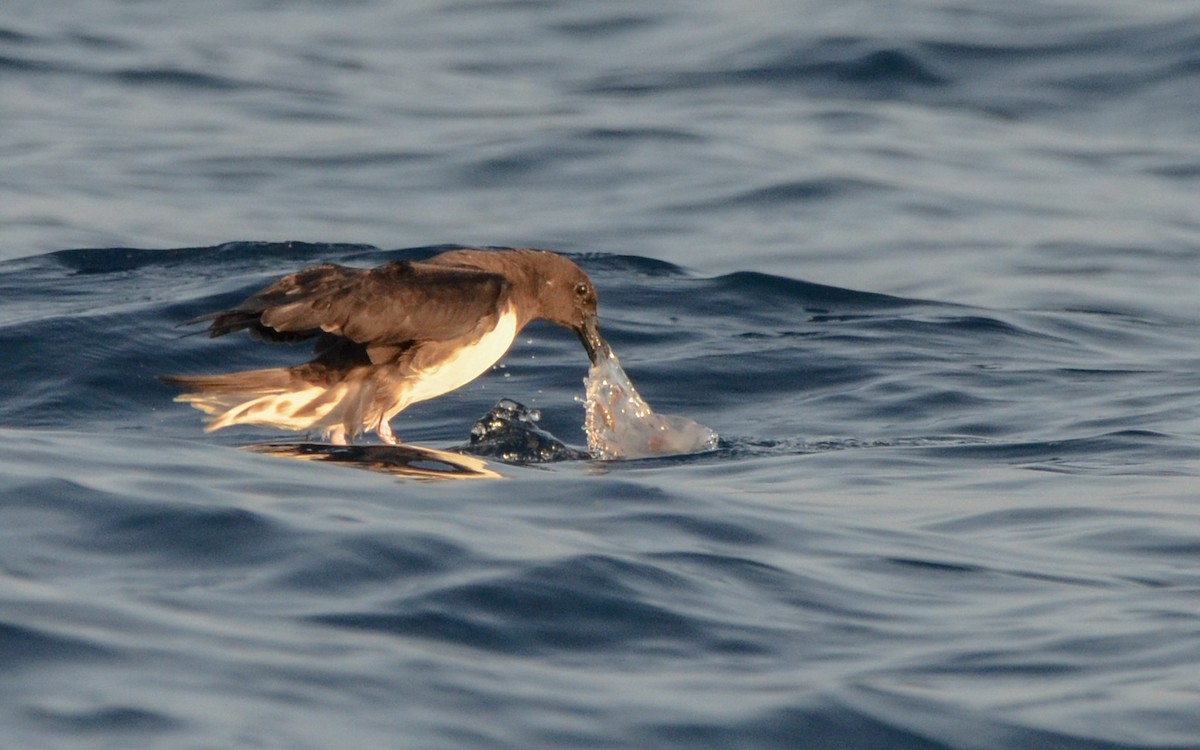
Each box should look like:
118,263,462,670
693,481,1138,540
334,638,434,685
528,251,609,365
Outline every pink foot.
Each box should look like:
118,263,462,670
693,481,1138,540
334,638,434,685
377,420,401,445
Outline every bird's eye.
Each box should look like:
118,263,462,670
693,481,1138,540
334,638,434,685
574,283,589,297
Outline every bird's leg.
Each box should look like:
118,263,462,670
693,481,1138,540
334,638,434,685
376,419,401,445
326,426,348,446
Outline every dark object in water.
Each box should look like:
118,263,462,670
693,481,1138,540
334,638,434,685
461,399,588,463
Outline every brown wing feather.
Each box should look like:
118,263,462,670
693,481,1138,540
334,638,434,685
198,259,509,349
196,263,361,341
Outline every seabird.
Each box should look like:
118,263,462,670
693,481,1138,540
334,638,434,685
163,248,606,445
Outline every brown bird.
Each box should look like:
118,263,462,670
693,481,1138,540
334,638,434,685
163,248,606,445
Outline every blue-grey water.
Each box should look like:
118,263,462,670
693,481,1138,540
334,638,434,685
3,1,1200,748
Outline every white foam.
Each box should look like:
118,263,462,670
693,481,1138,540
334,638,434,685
582,349,718,460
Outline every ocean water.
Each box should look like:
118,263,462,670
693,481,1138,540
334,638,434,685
3,1,1200,749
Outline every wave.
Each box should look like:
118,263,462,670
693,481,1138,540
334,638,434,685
583,13,1200,125
1,243,1195,480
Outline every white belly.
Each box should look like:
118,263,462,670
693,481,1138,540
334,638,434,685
401,307,519,406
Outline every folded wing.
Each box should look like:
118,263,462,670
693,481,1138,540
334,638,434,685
194,261,510,355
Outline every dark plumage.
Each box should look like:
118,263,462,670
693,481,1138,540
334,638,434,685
162,248,606,444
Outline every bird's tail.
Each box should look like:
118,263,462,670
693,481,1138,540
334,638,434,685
160,367,306,432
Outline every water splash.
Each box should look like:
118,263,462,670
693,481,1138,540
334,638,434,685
582,349,718,460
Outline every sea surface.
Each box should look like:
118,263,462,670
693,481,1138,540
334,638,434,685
3,1,1200,748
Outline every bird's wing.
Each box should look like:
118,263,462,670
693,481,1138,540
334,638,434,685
193,263,360,341
202,261,509,350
